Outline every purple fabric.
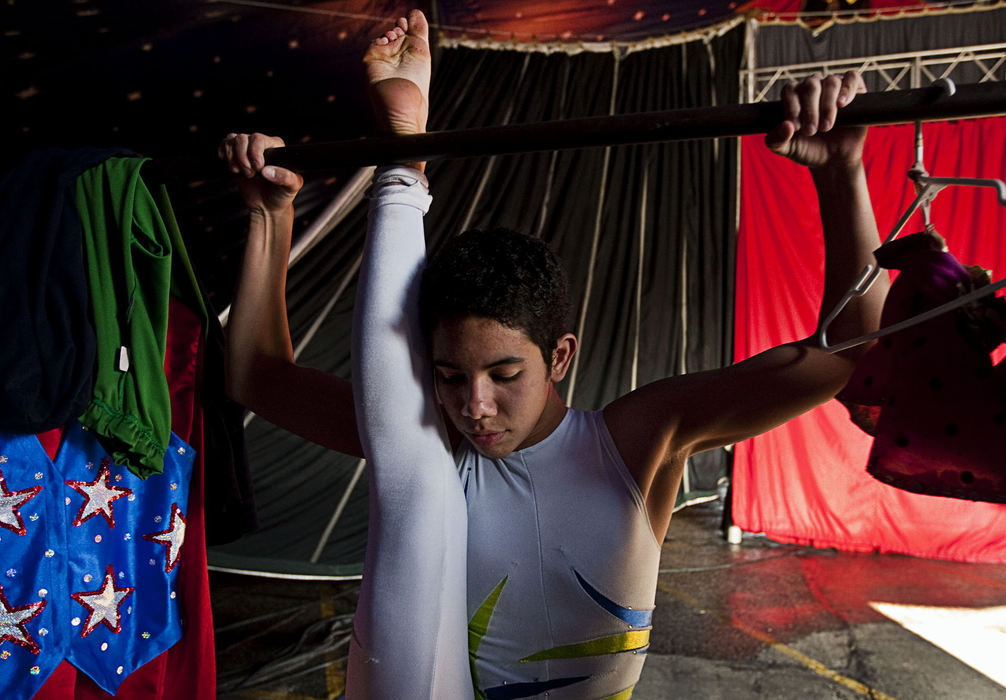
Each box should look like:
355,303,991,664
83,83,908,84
839,232,1006,503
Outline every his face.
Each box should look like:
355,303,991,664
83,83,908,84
431,316,572,458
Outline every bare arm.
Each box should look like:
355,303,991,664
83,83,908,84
604,72,888,538
220,133,363,457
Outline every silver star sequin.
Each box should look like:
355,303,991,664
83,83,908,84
65,459,132,528
0,584,46,654
144,503,187,572
71,566,134,637
0,469,42,536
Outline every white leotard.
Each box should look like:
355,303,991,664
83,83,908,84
459,409,662,699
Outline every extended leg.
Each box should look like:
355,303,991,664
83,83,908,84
347,11,473,699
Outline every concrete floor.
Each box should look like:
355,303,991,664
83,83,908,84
210,500,1006,699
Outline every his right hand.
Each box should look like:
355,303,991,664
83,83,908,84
217,132,304,215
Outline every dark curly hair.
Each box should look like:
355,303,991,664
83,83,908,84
420,228,573,365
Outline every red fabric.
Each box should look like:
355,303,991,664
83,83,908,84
162,299,216,700
733,118,1006,563
36,428,64,461
33,298,215,698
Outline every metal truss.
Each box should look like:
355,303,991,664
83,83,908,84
743,42,1006,103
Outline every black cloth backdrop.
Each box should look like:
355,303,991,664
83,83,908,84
209,28,744,576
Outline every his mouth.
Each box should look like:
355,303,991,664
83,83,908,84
466,430,505,447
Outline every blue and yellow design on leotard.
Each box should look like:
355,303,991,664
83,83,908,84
469,570,652,699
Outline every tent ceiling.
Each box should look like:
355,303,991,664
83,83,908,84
4,0,939,303
2,0,750,304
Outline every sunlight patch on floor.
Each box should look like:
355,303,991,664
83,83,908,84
870,602,1006,688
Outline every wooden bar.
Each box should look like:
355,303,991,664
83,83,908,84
262,81,1005,173
145,81,1005,181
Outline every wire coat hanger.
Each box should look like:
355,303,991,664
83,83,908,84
818,79,1006,354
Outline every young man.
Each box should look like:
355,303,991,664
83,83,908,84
220,10,887,699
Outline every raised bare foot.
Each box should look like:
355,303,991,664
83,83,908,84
363,10,431,137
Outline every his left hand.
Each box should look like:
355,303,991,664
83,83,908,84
765,71,867,169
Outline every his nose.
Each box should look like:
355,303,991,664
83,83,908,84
461,378,496,419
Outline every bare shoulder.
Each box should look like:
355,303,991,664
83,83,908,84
602,377,697,541
602,370,711,491
604,340,854,490
603,341,854,539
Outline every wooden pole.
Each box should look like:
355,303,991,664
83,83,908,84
262,81,1005,173
145,81,1005,181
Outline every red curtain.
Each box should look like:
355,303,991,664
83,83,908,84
733,118,1006,563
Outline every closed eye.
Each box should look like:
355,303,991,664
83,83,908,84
437,373,465,385
493,372,521,383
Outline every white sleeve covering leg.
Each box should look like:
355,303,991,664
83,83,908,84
346,166,473,700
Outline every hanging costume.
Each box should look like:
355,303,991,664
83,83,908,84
348,167,473,699
839,230,1006,503
0,150,244,697
32,298,218,700
0,422,194,698
459,408,660,700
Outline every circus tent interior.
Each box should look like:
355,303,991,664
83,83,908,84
5,0,1005,577
3,0,1005,695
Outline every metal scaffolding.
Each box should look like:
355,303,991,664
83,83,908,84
743,41,1006,103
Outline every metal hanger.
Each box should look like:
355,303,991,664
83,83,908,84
818,79,1006,354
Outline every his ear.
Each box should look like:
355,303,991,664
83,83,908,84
549,333,578,382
